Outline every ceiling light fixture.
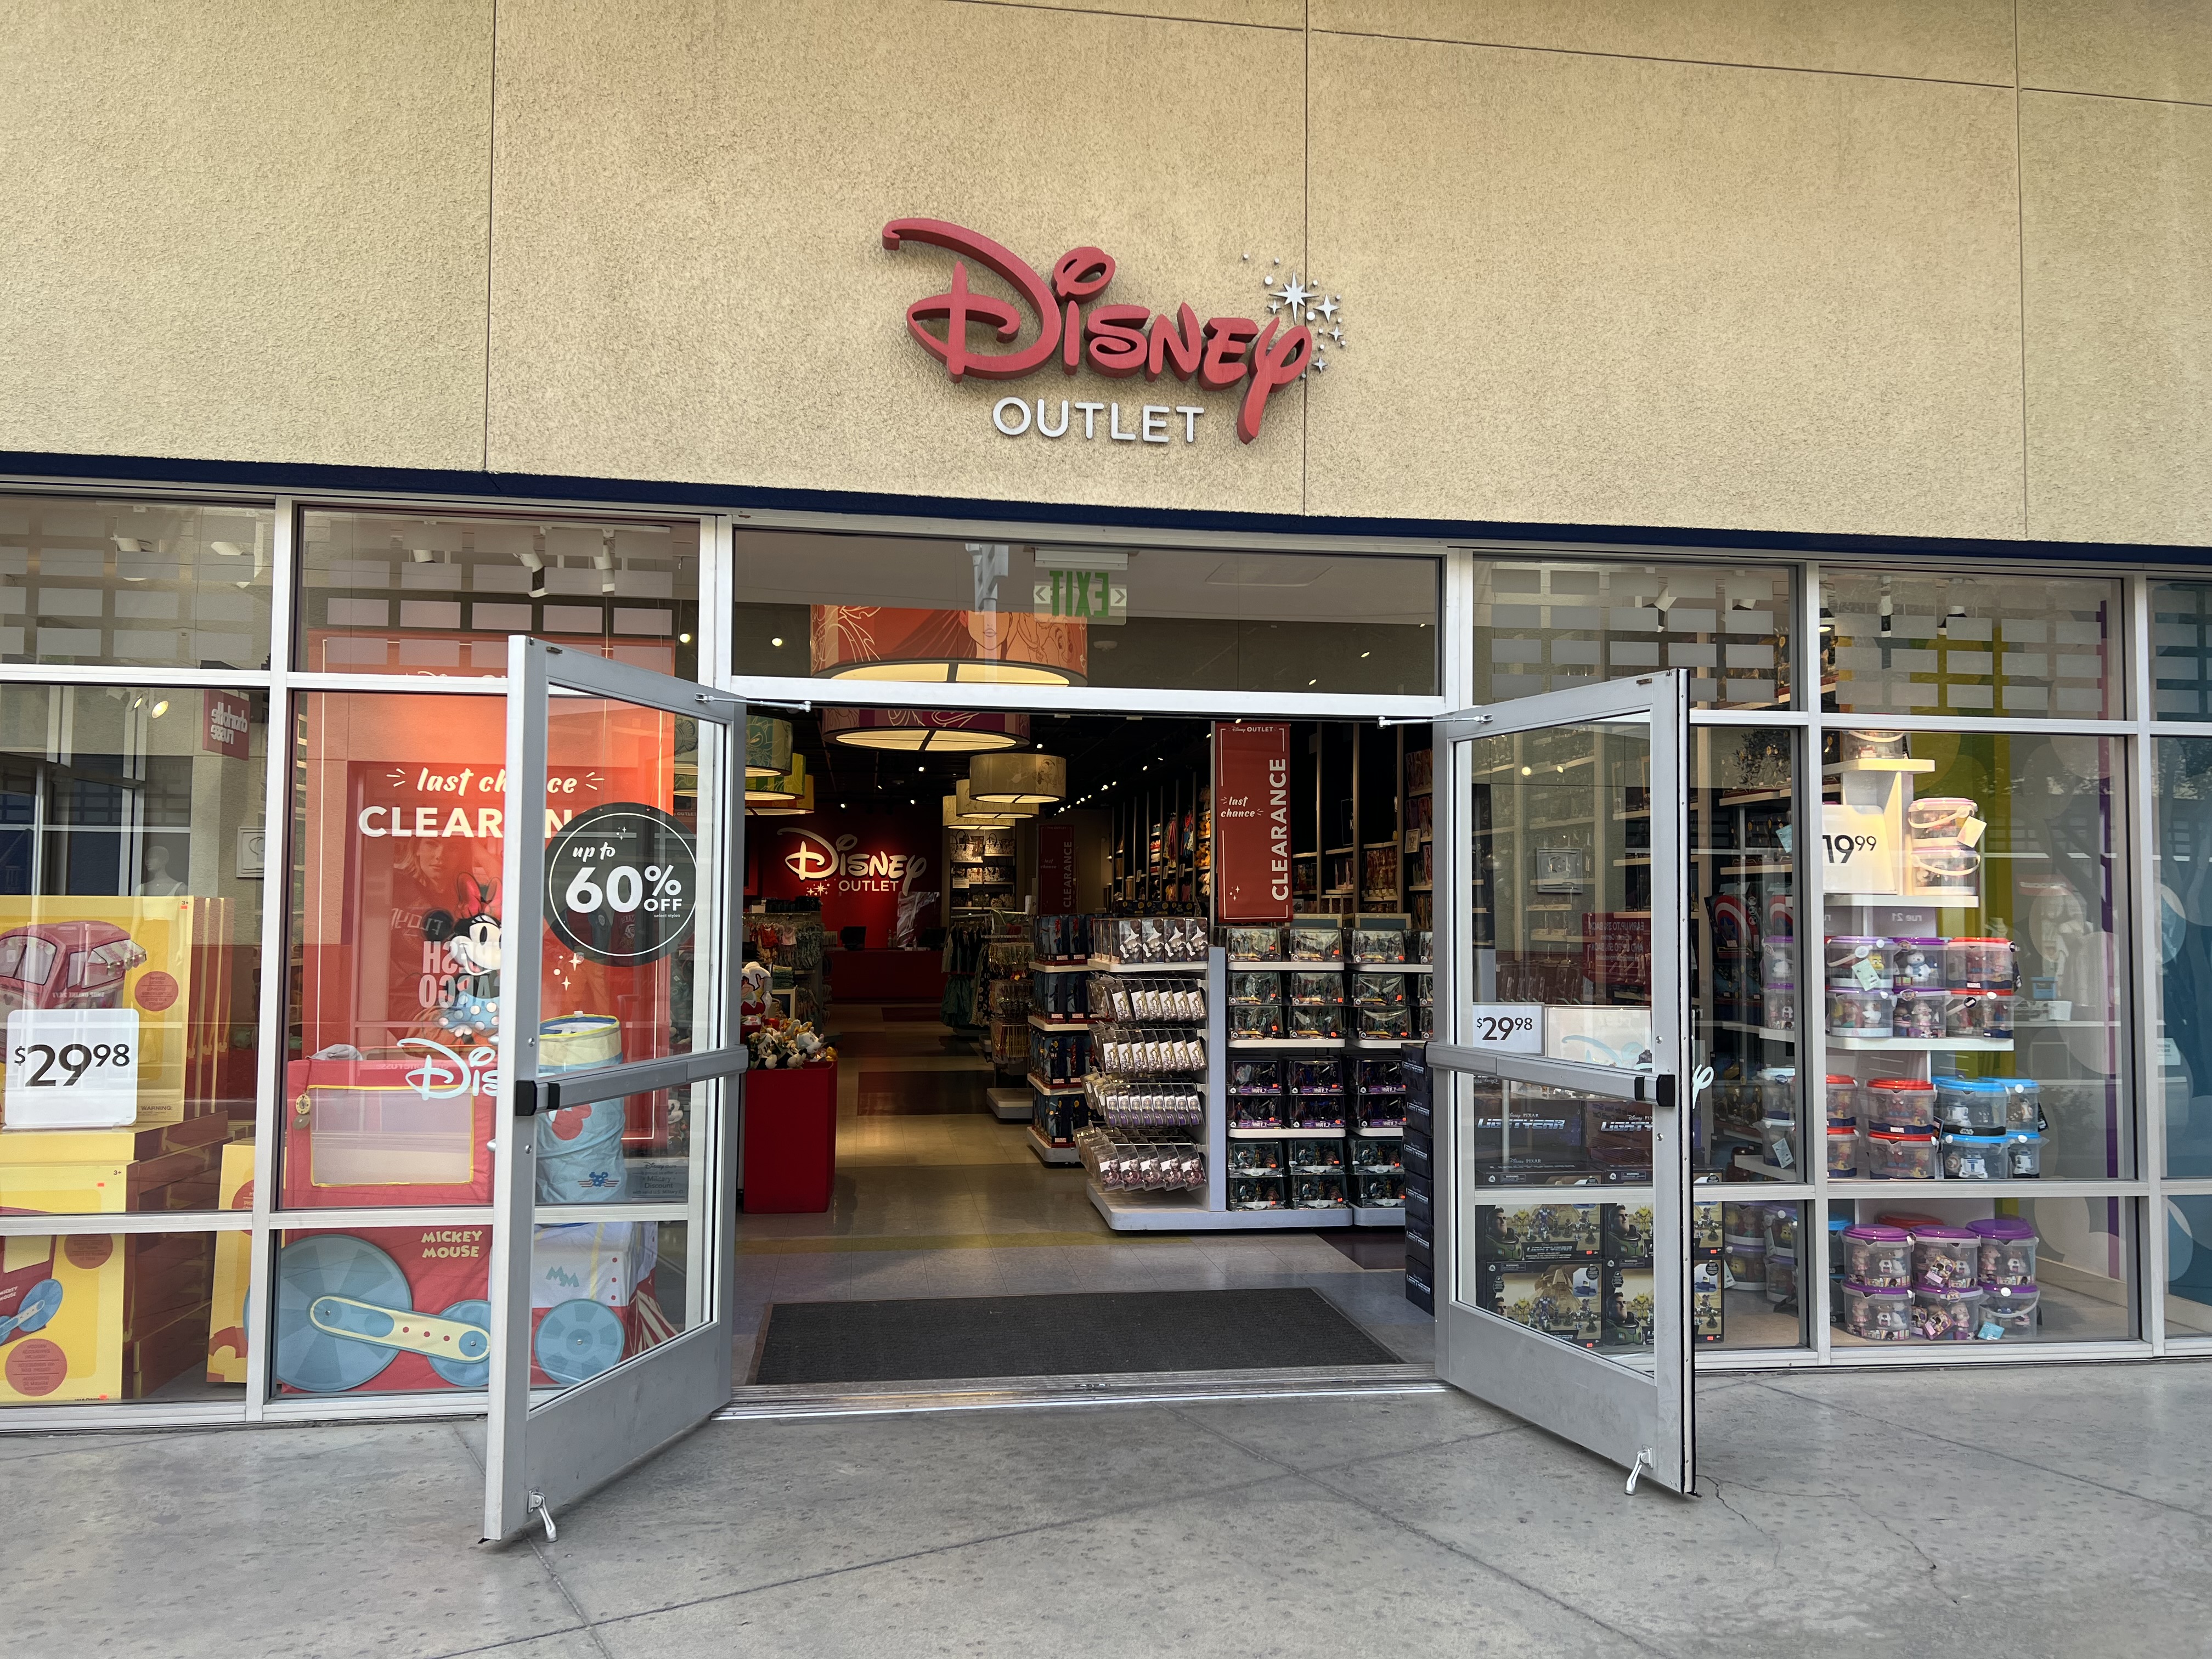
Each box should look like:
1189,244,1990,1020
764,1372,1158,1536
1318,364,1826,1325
747,775,815,816
944,790,1024,828
746,753,805,804
822,708,1029,753
956,778,1035,821
745,715,793,780
969,751,1065,804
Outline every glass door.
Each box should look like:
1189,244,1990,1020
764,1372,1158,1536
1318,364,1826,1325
482,637,744,1542
1429,672,1695,1494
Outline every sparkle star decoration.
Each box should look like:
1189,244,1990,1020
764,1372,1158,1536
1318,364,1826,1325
1247,253,1348,381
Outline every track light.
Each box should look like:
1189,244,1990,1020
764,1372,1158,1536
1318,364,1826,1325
595,529,617,594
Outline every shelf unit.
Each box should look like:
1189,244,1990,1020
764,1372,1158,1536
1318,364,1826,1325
1682,728,1799,1184
1076,945,1408,1231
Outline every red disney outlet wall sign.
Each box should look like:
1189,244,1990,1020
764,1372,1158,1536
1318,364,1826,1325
884,217,1316,445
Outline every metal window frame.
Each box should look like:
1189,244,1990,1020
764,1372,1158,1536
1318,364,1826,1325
4,469,2211,1435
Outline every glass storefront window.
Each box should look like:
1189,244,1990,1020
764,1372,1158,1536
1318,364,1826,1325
258,1217,689,1401
2152,582,2212,720
285,692,703,1211
0,495,274,670
298,510,699,679
2153,739,2212,1176
732,532,1440,695
0,685,266,1216
2165,1195,2212,1341
1688,727,1800,1183
1709,1200,1808,1350
1831,1196,2135,1346
1,1227,247,1406
1467,561,1793,710
1819,570,2117,718
1821,730,2128,1182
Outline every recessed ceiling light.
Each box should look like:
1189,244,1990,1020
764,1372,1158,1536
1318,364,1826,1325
771,636,784,647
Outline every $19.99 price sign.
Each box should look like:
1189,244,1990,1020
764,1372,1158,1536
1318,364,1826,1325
4,1007,140,1129
544,802,698,968
1464,1003,1543,1056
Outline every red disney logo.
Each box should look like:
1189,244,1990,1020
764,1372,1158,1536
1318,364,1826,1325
883,218,1313,444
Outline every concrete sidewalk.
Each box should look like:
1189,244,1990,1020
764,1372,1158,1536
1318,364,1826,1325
5,1362,2209,1658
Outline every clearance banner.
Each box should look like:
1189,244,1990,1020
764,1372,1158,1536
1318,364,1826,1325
1212,723,1292,923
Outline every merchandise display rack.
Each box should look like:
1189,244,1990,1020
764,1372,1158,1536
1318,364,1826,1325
1079,920,1424,1232
1081,944,1218,1226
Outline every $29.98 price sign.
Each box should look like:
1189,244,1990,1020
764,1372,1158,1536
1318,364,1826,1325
4,1007,140,1129
1464,1003,1543,1056
544,802,698,968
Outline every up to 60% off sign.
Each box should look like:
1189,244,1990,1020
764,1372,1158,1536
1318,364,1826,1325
544,802,699,968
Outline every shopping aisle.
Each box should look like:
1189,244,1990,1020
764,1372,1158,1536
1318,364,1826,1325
731,1002,1432,1385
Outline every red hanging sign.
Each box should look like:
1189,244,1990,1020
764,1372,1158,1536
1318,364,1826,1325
1211,723,1293,923
1036,822,1077,915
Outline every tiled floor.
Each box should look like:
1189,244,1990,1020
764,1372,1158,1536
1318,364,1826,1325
733,1003,1431,1380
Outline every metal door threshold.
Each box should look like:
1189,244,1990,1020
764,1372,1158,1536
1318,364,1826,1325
714,1363,1444,1421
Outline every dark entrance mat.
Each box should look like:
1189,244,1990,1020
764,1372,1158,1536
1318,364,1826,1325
879,1006,946,1023
752,1288,1404,1385
855,1070,990,1115
1324,1230,1407,1271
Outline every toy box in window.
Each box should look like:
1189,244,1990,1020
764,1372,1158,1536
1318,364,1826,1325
283,1052,496,1207
0,896,235,1133
1603,1266,1657,1349
1487,1261,1600,1346
1483,1201,1600,1263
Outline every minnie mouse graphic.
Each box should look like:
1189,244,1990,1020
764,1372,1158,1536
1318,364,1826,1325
422,873,503,1046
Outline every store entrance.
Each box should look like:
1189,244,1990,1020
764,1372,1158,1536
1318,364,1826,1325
732,706,1435,1393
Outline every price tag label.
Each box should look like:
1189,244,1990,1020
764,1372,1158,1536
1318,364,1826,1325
4,1008,140,1130
1465,1003,1543,1054
1820,802,1897,895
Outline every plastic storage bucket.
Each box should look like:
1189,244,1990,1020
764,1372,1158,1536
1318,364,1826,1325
535,1014,628,1203
1839,1282,1913,1341
1971,1218,2039,1285
1979,1281,2039,1337
1912,1226,1980,1289
1842,1224,1913,1288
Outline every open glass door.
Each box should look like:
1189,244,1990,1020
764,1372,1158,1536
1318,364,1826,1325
1429,672,1695,1495
482,637,743,1542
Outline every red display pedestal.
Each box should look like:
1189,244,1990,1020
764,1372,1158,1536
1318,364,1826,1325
741,1062,837,1213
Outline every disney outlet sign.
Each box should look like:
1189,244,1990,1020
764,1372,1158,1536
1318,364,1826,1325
884,218,1332,445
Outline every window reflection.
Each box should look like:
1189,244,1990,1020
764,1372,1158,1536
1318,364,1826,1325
299,510,698,678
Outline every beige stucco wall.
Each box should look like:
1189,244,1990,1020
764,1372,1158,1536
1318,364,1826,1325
1,0,2208,547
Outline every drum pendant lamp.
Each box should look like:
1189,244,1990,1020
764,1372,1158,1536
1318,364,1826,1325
746,753,804,804
943,791,1022,828
749,775,815,815
746,715,793,779
822,707,1029,752
968,751,1065,805
956,778,1036,821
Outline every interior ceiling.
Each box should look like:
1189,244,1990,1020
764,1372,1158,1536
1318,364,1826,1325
777,708,1212,816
